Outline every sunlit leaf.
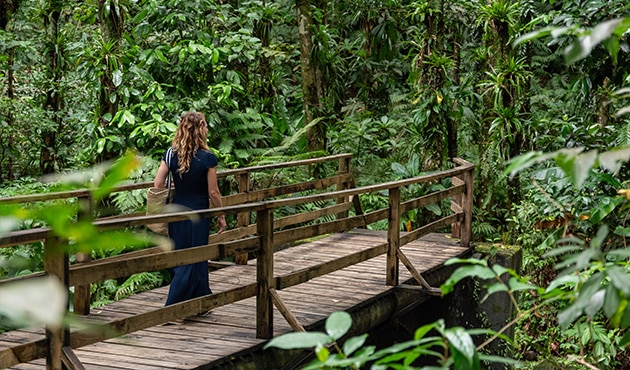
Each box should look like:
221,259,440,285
507,277,539,292
607,265,630,296
585,290,605,318
326,311,352,340
92,152,141,202
604,284,621,319
553,148,596,188
589,197,622,223
598,146,630,174
558,273,604,328
564,18,625,64
480,283,508,303
441,265,496,295
264,332,332,350
0,276,66,328
445,327,476,369
343,334,368,356
315,344,329,362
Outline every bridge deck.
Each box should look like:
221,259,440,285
3,230,471,369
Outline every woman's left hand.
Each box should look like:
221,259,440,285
217,216,227,234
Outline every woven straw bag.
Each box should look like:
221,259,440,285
146,148,174,235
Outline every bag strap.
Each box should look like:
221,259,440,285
165,147,173,204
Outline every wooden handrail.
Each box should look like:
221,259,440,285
0,153,354,205
0,156,475,369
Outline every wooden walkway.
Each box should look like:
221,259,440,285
3,230,471,370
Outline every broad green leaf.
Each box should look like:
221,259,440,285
326,311,352,340
445,327,475,364
441,265,497,294
315,344,329,363
554,148,596,189
92,153,141,202
606,265,630,296
342,334,367,356
480,283,508,303
613,227,630,237
585,289,605,318
0,276,66,327
620,329,630,346
507,277,539,292
591,225,609,251
512,26,556,47
542,243,584,258
589,197,621,223
264,332,332,350
426,202,442,216
391,162,408,177
565,18,625,64
598,146,630,174
414,321,440,340
112,69,123,87
444,258,487,267
491,264,509,277
545,274,579,293
558,273,604,328
447,328,479,370
604,284,620,319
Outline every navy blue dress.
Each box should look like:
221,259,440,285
164,149,218,306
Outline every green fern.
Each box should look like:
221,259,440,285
114,272,165,301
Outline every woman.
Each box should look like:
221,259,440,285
153,111,227,311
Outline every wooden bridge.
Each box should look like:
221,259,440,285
0,154,474,369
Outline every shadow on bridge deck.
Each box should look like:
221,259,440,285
3,230,471,370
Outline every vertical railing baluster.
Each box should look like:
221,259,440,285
387,187,400,286
336,156,351,220
235,172,251,265
44,236,68,370
256,207,274,339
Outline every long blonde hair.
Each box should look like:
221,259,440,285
171,112,209,175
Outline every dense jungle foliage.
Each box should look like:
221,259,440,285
1,0,630,368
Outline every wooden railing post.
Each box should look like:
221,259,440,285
450,176,464,239
74,194,92,315
256,208,274,339
460,167,474,247
235,172,251,265
387,187,400,286
43,236,68,370
336,157,351,220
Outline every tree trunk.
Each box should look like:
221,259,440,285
1,0,17,182
41,1,62,175
447,28,461,160
296,0,325,155
254,0,273,113
96,0,125,162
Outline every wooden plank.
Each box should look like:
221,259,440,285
275,242,388,290
69,284,258,349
